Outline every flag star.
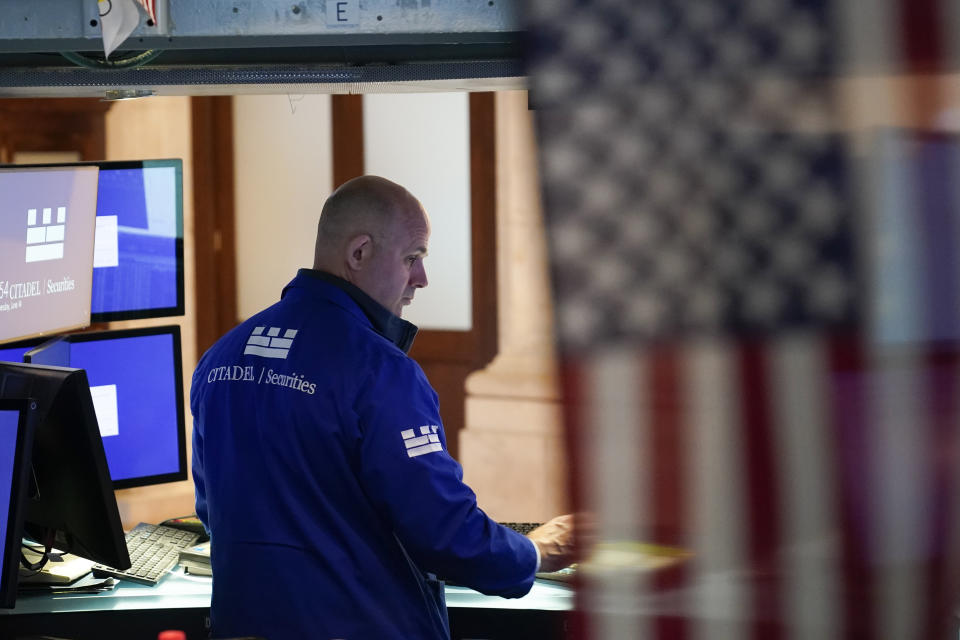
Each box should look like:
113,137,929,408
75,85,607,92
782,13,823,63
545,142,587,182
800,182,842,233
737,198,777,239
625,293,667,333
685,0,723,31
743,280,785,324
561,297,604,346
582,177,626,215
765,150,806,193
686,285,725,326
568,15,612,55
718,31,758,68
772,236,813,278
590,254,633,293
552,219,596,262
807,267,850,318
715,243,751,281
535,60,581,102
656,248,693,285
621,214,661,250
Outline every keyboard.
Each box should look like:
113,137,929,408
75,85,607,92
92,522,201,586
499,522,542,536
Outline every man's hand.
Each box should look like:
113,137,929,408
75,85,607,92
527,514,576,573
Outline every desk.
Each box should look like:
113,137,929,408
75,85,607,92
0,569,574,640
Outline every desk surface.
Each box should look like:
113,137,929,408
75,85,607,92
0,570,574,640
3,568,574,615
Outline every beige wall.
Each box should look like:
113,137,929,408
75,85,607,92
232,95,334,320
104,97,198,528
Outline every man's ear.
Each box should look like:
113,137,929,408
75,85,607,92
345,234,373,271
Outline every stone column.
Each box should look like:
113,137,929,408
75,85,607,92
459,91,570,523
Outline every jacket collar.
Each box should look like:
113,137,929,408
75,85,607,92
284,269,419,354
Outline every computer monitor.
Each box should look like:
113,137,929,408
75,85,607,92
24,326,186,489
88,159,184,322
0,362,130,570
0,165,99,345
0,399,37,608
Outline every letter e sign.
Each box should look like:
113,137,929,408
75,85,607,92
326,0,358,26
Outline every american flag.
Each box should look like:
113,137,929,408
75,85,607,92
525,1,960,638
135,0,157,25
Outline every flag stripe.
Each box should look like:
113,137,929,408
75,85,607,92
648,344,689,639
872,353,926,639
826,334,876,639
687,339,749,640
770,334,841,640
738,340,784,640
583,349,650,640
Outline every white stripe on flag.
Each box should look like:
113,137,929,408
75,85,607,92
771,334,841,640
686,338,749,640
584,347,651,640
873,357,926,640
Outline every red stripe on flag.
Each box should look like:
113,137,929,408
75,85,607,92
738,339,783,640
922,347,960,639
899,0,944,72
826,333,876,639
649,344,689,639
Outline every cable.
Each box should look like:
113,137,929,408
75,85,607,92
19,530,56,575
59,49,163,70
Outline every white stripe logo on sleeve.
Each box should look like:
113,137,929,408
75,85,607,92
244,326,298,359
402,425,442,458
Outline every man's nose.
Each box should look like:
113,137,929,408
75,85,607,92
412,261,428,288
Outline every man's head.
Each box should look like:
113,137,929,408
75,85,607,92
313,175,430,317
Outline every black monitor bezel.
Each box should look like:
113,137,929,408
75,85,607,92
24,325,188,490
0,362,130,570
7,158,185,323
0,398,36,608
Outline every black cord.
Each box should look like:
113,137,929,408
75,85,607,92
59,48,163,70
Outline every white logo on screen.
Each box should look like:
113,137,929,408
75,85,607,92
25,206,67,263
244,326,298,359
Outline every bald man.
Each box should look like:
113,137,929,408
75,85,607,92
191,176,574,640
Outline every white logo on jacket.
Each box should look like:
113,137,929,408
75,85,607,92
402,425,442,458
244,326,298,359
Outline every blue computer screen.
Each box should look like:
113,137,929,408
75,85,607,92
0,344,34,365
90,161,183,320
68,331,183,485
0,409,19,579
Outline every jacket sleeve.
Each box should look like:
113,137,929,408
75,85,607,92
354,353,538,597
190,362,210,534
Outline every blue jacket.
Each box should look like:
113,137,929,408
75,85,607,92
191,269,538,640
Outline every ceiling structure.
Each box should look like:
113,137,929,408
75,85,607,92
0,0,526,97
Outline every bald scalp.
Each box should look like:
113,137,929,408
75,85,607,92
313,175,419,272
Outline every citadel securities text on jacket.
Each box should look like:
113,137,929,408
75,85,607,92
191,269,538,640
